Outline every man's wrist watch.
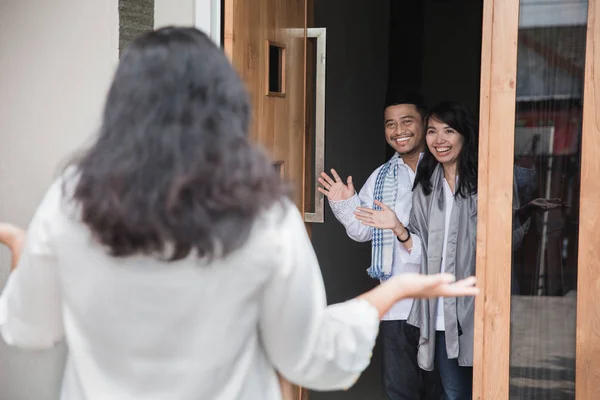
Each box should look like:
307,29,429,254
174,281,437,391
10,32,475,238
396,228,411,243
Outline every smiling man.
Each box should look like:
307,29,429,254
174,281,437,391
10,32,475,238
318,94,443,400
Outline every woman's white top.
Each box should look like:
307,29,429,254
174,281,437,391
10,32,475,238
435,178,455,331
0,175,379,400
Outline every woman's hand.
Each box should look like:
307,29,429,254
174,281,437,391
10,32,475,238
0,223,26,271
389,273,478,300
355,200,405,233
517,197,567,216
358,273,478,319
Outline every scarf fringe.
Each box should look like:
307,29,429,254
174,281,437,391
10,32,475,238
366,266,392,281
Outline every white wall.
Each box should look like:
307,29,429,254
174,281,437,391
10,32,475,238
154,0,195,28
0,1,203,280
0,0,119,282
0,0,206,396
0,1,118,398
194,0,221,45
155,0,221,45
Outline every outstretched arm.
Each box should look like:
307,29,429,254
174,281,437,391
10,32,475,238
260,203,478,391
516,198,567,219
0,223,26,271
0,180,65,350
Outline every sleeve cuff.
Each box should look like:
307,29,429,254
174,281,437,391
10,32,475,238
0,281,60,350
329,195,361,226
0,305,55,349
319,298,380,373
398,233,423,264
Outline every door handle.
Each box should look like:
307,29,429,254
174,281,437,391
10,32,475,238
304,28,326,223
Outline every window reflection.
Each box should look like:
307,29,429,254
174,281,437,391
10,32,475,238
510,1,587,399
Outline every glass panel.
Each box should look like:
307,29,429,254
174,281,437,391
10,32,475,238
510,1,587,399
266,42,285,96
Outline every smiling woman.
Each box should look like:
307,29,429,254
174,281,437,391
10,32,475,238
390,101,481,399
426,118,464,175
414,101,479,198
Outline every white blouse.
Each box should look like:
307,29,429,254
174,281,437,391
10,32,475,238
435,178,455,331
0,175,379,400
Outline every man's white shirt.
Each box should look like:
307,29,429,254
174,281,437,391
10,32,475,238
329,156,422,320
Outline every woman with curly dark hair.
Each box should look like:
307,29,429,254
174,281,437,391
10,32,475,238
0,28,477,400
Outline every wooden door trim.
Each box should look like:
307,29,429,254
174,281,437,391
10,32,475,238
576,1,600,398
473,0,520,399
222,0,233,60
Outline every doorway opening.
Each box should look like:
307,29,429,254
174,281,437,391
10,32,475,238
309,0,585,398
309,1,483,399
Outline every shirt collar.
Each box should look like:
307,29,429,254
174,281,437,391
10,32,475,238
396,152,425,165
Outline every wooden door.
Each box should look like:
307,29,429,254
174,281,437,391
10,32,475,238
223,0,307,212
223,1,308,399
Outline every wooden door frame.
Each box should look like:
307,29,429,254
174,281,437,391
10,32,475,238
474,0,600,399
575,1,600,398
473,0,520,397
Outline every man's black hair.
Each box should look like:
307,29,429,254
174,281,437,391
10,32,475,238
384,91,428,120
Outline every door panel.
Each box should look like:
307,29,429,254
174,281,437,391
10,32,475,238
223,0,307,212
508,2,588,398
223,1,307,399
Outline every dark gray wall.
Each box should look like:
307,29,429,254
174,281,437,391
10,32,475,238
386,0,424,102
421,0,483,114
310,1,390,399
385,0,483,157
387,0,483,114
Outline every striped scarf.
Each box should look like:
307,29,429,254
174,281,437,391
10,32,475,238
367,153,399,280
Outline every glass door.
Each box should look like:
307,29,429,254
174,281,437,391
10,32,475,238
474,0,600,399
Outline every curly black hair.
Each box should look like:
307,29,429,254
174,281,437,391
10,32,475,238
69,27,288,261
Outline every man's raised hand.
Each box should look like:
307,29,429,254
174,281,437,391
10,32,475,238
317,169,355,201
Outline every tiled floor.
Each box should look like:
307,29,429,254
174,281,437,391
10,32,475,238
509,294,577,400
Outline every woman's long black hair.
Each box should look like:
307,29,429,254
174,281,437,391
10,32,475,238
69,27,288,261
413,101,478,199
